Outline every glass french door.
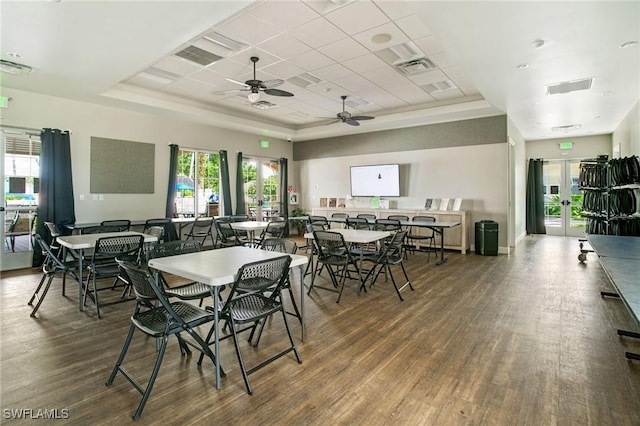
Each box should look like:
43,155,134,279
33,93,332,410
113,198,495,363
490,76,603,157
241,157,279,221
542,159,586,237
1,129,40,271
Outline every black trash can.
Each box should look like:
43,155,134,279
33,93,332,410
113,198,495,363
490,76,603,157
475,220,499,256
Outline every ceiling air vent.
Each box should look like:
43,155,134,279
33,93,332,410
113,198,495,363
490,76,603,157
175,45,222,66
422,80,455,94
546,78,593,95
0,59,33,75
288,72,325,89
551,124,582,132
394,57,437,76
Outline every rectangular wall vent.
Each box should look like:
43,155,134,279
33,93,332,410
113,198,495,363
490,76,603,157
551,124,582,132
394,57,437,75
175,45,222,66
546,78,593,95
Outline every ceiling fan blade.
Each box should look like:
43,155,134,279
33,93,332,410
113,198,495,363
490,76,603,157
344,118,360,126
225,77,250,88
212,88,247,95
264,88,294,97
260,79,284,89
351,115,374,121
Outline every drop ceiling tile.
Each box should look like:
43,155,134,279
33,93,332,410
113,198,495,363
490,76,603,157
358,91,405,109
288,50,335,71
289,17,346,48
360,65,403,82
217,11,284,46
257,33,312,60
412,35,445,56
333,74,376,91
394,14,432,40
341,53,388,74
191,68,228,86
317,37,368,63
312,63,355,80
431,88,465,101
352,22,409,52
372,0,415,20
125,75,167,90
248,0,319,32
429,51,456,69
448,77,481,96
301,0,355,15
261,60,307,80
161,78,211,95
406,69,449,86
325,1,389,35
154,56,204,77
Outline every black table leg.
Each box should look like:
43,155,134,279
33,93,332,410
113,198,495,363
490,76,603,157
435,228,447,265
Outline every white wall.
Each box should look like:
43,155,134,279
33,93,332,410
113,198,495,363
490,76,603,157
526,134,612,159
1,88,292,222
508,118,527,248
294,143,510,247
613,101,640,157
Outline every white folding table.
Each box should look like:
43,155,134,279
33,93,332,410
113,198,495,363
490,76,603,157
147,245,308,389
56,231,158,311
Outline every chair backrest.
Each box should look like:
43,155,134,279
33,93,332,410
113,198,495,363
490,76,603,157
144,218,171,230
100,219,131,232
44,221,61,238
387,215,409,222
224,255,292,305
262,221,285,239
34,233,67,272
411,215,436,236
383,230,407,258
308,215,329,229
331,213,349,219
261,238,297,254
93,235,144,263
356,213,376,220
192,217,213,228
230,215,249,222
117,260,160,303
313,230,351,259
148,239,202,260
215,219,239,242
346,217,369,230
374,218,401,232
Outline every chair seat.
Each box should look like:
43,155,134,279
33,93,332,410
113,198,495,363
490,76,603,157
133,301,215,337
164,282,212,300
216,294,281,323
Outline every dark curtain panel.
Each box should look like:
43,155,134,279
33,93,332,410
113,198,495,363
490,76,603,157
163,144,179,241
279,157,289,235
235,152,245,215
219,150,232,215
34,129,76,266
526,159,547,234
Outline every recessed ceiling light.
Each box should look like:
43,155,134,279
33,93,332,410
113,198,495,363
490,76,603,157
516,63,529,70
620,41,638,49
531,39,545,49
371,33,392,44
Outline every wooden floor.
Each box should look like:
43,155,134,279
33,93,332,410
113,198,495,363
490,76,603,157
1,235,639,425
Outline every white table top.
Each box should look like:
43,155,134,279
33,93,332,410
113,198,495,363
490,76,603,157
230,221,271,231
304,228,390,244
148,245,308,287
57,231,158,250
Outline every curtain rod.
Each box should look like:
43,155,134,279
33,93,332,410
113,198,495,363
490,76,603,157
1,124,41,135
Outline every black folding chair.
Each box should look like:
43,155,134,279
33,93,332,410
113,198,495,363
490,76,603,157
362,231,414,301
200,255,301,395
28,234,79,317
83,234,144,318
106,260,220,420
185,217,215,248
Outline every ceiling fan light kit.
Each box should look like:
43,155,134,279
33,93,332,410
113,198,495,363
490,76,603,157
335,95,375,126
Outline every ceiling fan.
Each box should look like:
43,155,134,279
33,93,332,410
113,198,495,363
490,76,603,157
215,56,294,102
333,95,374,126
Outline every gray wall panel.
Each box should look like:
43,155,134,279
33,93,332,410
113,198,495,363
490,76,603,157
294,115,507,160
90,136,155,194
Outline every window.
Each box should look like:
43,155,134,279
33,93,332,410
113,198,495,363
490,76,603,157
175,149,219,216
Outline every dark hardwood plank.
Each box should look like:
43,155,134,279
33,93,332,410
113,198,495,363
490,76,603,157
1,235,639,424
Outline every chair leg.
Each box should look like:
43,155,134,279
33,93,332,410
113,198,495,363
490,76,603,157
229,318,254,395
106,323,136,387
28,274,54,317
133,335,168,420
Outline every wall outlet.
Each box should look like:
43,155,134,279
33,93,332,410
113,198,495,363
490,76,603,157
92,194,98,201
79,194,85,201
99,194,104,201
